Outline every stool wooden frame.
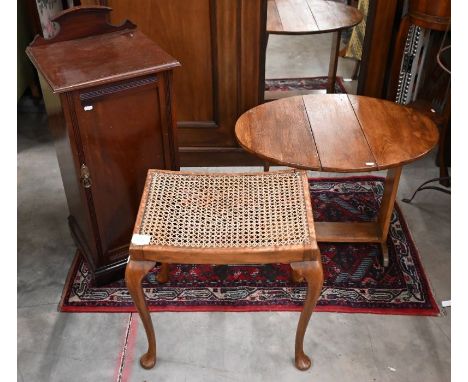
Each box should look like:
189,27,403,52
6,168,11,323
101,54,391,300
126,169,323,371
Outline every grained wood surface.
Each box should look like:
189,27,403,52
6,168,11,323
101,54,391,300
265,1,362,96
291,260,323,370
356,0,398,98
314,222,381,242
235,94,439,172
125,259,157,369
27,6,180,284
108,0,214,124
105,0,267,166
38,74,99,269
26,7,180,94
302,93,374,171
377,167,402,240
408,0,451,31
348,95,439,169
267,0,362,34
235,96,320,170
72,76,171,257
267,0,283,31
28,6,136,46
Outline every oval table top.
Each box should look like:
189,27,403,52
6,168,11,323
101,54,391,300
267,0,363,35
235,94,439,173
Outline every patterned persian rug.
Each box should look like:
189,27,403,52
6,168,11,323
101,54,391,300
59,177,439,316
265,76,346,93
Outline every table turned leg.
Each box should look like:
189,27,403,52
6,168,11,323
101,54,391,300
125,259,157,369
156,263,170,283
377,166,402,266
380,244,390,267
290,260,324,371
327,30,342,94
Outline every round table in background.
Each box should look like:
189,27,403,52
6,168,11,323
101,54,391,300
235,94,439,265
266,0,363,94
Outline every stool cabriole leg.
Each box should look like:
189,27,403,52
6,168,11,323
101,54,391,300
291,268,304,283
156,262,170,283
125,259,157,369
290,260,324,371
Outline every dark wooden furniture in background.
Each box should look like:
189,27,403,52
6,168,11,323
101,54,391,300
386,0,450,187
235,94,438,266
26,6,180,285
266,0,362,94
82,0,268,166
387,0,451,102
356,0,399,98
358,0,451,102
75,0,426,164
126,169,322,371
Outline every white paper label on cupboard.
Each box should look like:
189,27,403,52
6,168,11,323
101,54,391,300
131,234,151,245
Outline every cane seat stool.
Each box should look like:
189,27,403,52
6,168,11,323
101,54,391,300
126,169,324,371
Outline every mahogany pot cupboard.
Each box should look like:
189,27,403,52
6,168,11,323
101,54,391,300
27,7,180,285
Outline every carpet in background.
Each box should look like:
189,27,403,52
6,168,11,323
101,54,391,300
265,76,347,93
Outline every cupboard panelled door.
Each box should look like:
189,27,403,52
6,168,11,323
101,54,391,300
105,0,267,165
72,75,172,265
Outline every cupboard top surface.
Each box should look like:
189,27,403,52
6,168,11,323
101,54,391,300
27,29,180,94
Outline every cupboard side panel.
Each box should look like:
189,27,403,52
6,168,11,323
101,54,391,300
73,78,167,263
38,74,100,270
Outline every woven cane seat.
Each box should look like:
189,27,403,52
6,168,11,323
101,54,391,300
130,169,318,264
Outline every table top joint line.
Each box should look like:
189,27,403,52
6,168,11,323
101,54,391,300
345,93,380,171
301,95,323,171
304,0,320,31
273,0,285,32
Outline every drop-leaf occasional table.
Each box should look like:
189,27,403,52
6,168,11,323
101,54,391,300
266,0,363,94
235,94,439,265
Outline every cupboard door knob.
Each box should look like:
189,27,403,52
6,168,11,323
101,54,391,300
80,164,92,188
